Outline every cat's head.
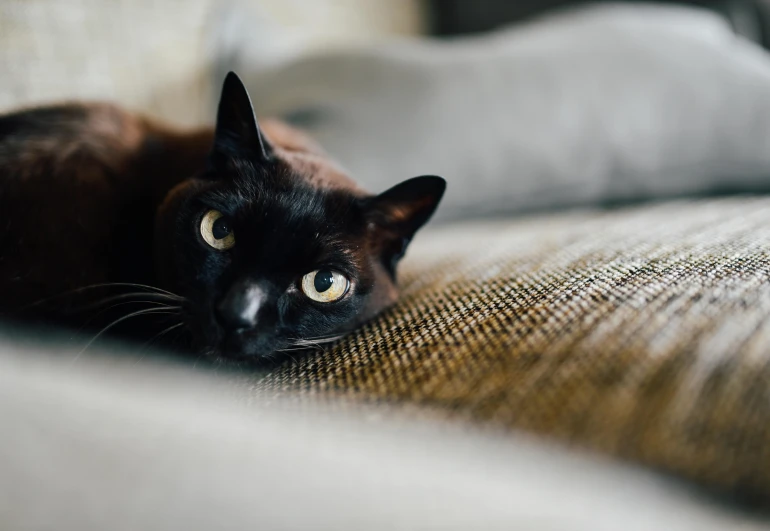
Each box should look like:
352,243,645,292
155,72,445,362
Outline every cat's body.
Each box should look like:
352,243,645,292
0,103,208,315
0,104,350,313
0,74,445,362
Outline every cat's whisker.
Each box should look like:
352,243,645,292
291,332,348,341
284,352,300,365
136,322,187,362
9,282,184,315
276,350,311,365
77,292,183,312
297,342,321,350
276,347,313,353
79,282,182,299
72,300,181,338
72,307,180,362
297,332,348,340
194,348,217,369
278,341,327,354
143,322,186,348
288,334,345,348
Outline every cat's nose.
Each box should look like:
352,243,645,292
215,279,264,332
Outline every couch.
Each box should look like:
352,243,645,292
1,1,769,528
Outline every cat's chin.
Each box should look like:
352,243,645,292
195,332,295,367
194,343,289,368
206,351,276,367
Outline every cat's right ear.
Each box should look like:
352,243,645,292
210,71,273,169
366,175,446,277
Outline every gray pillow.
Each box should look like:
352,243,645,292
219,3,770,222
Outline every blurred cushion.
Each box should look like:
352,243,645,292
228,3,770,221
254,197,770,503
0,0,424,126
0,0,218,126
1,335,759,530
427,0,765,42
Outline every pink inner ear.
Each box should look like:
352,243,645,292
371,175,446,232
385,195,436,224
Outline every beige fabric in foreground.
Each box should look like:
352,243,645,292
256,198,770,503
0,342,766,530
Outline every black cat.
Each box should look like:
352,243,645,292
0,73,445,362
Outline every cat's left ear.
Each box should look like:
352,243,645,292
366,175,446,276
211,71,273,167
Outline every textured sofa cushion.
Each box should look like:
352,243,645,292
254,198,770,503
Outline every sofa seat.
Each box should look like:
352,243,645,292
255,198,770,503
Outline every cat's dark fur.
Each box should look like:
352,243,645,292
0,73,445,362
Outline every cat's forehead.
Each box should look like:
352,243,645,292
220,149,364,215
218,172,367,275
206,161,364,238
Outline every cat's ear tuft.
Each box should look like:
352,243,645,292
211,71,273,166
366,175,446,275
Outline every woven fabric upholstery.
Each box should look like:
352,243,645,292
255,198,770,502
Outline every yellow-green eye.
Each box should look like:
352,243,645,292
200,209,235,251
300,269,349,303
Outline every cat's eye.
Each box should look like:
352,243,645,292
200,209,235,251
300,269,350,303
